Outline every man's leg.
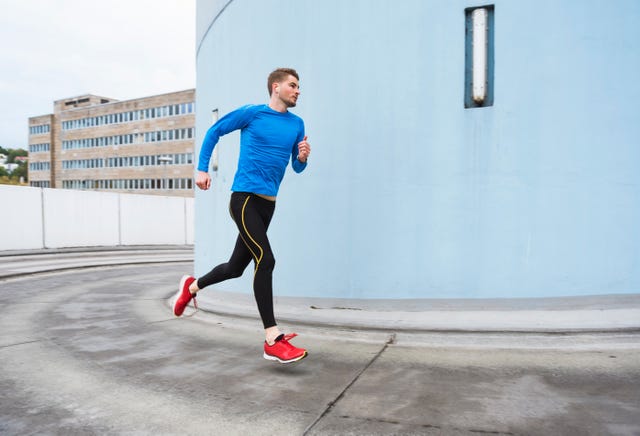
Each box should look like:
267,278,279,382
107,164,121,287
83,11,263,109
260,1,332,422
174,237,252,316
229,193,278,333
173,194,253,317
195,235,253,290
229,193,306,363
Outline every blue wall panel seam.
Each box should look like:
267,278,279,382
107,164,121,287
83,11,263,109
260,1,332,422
196,0,235,58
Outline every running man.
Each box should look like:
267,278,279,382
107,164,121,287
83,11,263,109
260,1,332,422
173,68,311,364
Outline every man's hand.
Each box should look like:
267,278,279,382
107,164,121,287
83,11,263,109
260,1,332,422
297,136,311,163
195,171,211,190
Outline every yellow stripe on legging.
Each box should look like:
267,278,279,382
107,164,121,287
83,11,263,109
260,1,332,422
240,196,263,273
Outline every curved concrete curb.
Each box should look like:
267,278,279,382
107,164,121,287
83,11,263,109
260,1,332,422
3,247,638,333
0,246,193,280
194,289,640,333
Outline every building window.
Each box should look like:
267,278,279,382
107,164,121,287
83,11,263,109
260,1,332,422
465,5,494,108
60,101,194,131
29,162,50,171
29,124,50,135
29,143,50,153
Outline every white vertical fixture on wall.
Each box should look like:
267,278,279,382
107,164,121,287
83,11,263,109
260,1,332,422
472,7,488,104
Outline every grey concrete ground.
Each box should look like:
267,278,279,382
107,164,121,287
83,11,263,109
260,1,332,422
1,250,639,435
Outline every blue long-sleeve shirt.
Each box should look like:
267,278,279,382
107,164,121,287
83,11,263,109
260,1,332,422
198,104,307,197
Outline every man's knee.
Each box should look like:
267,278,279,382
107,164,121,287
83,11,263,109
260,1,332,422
261,253,276,272
224,263,245,278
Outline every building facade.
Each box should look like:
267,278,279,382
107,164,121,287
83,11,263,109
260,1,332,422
195,0,640,300
28,89,195,197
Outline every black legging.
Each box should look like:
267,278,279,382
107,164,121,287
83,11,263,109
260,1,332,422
197,192,277,328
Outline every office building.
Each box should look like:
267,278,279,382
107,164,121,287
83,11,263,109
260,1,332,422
28,89,195,197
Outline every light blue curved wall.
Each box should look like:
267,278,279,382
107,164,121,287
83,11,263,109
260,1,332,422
195,0,640,299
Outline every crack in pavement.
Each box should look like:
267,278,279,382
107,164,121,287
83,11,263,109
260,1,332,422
302,333,396,435
0,339,43,350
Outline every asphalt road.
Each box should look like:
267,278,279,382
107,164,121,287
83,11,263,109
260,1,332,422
1,259,639,435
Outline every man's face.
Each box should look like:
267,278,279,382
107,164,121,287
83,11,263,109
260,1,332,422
274,75,300,107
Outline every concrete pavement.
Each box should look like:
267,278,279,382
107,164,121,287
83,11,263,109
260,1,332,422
1,250,639,435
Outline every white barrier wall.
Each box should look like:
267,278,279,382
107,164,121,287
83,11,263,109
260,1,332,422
43,188,120,248
120,194,186,245
0,185,194,250
0,185,44,250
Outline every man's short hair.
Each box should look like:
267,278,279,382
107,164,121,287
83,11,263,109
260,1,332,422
268,68,299,95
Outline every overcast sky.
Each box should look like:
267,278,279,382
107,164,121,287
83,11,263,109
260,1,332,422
0,0,196,148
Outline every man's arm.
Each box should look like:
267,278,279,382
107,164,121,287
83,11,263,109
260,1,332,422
291,122,310,173
297,135,310,163
197,105,257,173
195,170,211,190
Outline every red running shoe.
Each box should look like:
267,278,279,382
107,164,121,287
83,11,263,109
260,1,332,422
263,333,308,364
173,275,197,316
